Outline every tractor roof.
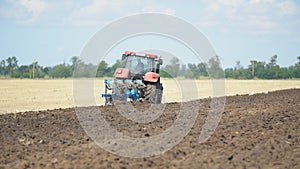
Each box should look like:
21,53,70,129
124,50,158,59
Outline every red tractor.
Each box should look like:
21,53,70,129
102,51,163,105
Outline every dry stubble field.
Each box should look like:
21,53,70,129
0,79,299,114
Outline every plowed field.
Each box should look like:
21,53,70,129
1,89,299,168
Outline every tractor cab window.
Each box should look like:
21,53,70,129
124,56,154,74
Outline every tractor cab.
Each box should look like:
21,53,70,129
115,51,163,80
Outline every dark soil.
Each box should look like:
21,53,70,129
1,89,299,169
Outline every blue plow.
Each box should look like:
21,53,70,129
101,79,141,105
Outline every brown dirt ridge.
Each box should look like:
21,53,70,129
1,89,299,169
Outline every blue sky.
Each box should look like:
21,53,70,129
0,0,299,68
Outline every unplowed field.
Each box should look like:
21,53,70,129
1,89,299,168
1,79,299,114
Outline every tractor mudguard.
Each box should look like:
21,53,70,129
114,68,130,79
144,72,159,82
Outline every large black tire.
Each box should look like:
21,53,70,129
145,83,163,104
156,83,163,104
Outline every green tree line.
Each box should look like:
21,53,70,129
0,56,122,78
225,55,300,79
160,55,300,79
0,55,299,79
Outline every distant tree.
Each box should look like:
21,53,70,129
162,65,176,78
30,62,48,78
296,56,300,67
96,61,110,77
240,68,252,79
208,56,224,78
267,55,281,79
18,65,31,78
161,57,180,78
267,54,278,68
179,64,187,77
16,63,47,79
198,63,208,76
109,60,121,77
235,61,242,70
186,63,198,78
86,63,97,77
225,67,252,79
292,67,300,78
6,56,18,77
0,60,6,76
183,62,208,78
43,67,50,77
160,69,172,78
261,68,276,79
225,68,232,78
255,61,266,79
169,57,180,77
6,57,12,75
72,59,97,78
70,56,79,75
49,63,71,78
276,67,291,79
290,56,300,78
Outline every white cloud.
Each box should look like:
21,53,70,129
200,0,299,35
64,0,176,26
77,0,122,18
248,0,275,5
20,0,48,18
141,7,175,15
276,0,298,15
207,0,243,12
1,0,48,23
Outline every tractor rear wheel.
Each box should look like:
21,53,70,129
145,83,162,104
